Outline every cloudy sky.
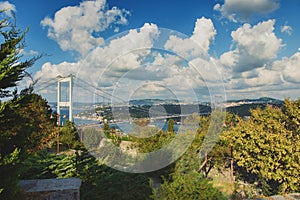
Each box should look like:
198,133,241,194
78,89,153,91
2,0,300,103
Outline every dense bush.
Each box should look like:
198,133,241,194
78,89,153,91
21,150,152,200
153,171,226,200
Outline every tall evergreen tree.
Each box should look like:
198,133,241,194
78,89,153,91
0,11,55,199
0,11,39,98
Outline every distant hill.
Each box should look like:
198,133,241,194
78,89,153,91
226,97,284,117
50,97,284,118
227,97,283,104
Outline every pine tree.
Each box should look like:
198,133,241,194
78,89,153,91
0,11,54,199
0,11,39,98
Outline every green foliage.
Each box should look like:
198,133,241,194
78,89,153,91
59,120,82,149
20,150,57,179
223,99,300,195
149,113,229,199
0,12,54,199
167,119,175,133
154,171,226,200
175,112,230,178
0,11,39,98
283,98,300,135
173,116,207,175
0,93,56,154
103,122,110,136
86,168,152,200
102,122,122,145
134,128,175,153
0,92,56,199
21,150,152,200
82,127,101,149
0,148,21,199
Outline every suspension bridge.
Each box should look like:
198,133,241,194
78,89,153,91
33,74,211,127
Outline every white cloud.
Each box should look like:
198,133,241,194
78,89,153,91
34,21,219,102
230,67,282,89
0,1,16,17
35,7,300,102
84,23,160,79
220,20,282,72
41,0,130,57
281,25,293,35
221,63,295,100
19,49,39,56
164,17,216,59
34,61,81,81
271,52,300,83
214,0,279,22
221,48,300,100
191,17,217,54
164,36,202,59
35,23,160,87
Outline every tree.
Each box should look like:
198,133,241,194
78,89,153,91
0,92,57,199
282,98,300,135
103,122,110,137
59,120,82,150
224,100,300,195
174,112,230,178
146,113,228,199
1,93,56,151
82,127,101,150
0,12,54,199
0,11,39,98
167,119,175,133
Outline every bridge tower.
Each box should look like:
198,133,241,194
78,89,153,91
57,74,73,125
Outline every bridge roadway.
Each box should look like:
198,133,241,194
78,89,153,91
144,112,210,120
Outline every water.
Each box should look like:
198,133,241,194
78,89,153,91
57,109,181,133
109,120,180,133
54,109,89,125
73,118,99,125
74,117,180,133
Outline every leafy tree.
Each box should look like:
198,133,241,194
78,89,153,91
282,98,300,135
59,120,82,150
224,100,300,195
174,111,230,178
134,127,175,153
173,115,208,176
131,113,228,199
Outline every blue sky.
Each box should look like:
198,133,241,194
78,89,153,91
1,0,300,102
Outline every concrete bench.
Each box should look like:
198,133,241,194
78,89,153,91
19,177,82,200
